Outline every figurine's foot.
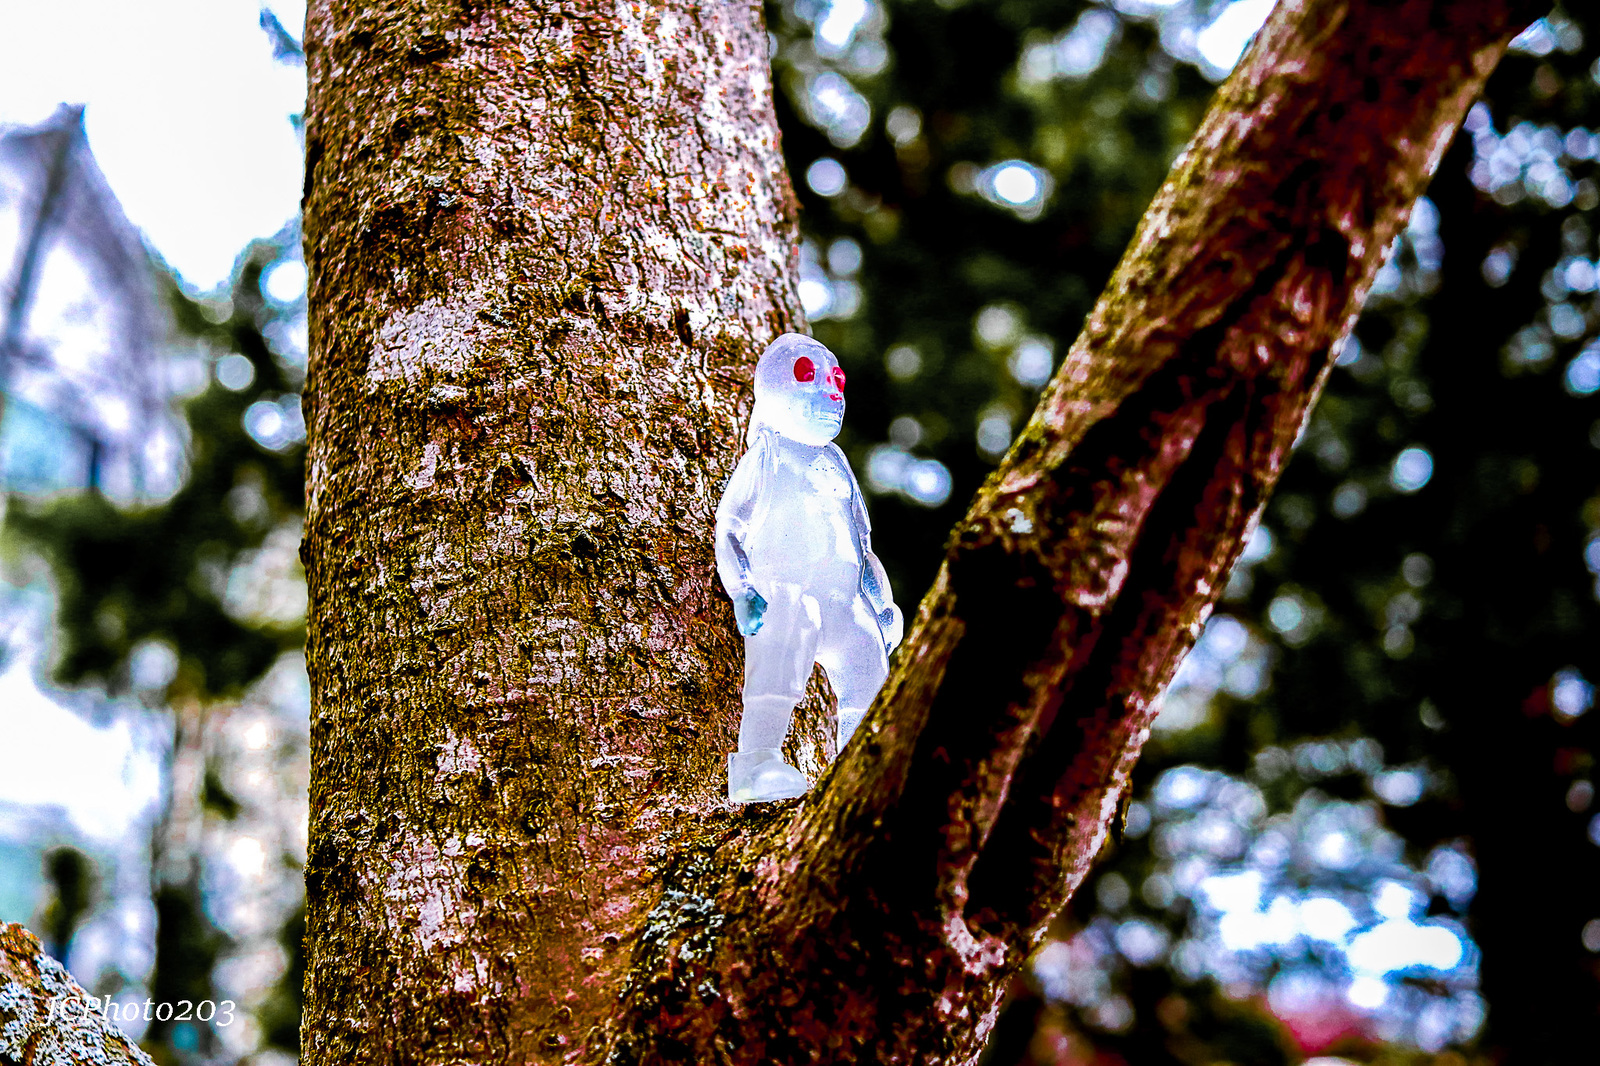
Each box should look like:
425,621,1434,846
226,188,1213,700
728,748,809,803
837,708,867,749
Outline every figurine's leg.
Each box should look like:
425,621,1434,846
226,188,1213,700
816,593,890,752
729,583,821,803
739,583,822,749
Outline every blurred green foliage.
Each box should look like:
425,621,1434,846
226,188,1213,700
3,230,308,1064
38,846,95,961
7,237,304,703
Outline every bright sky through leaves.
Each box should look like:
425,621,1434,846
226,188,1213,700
0,0,306,289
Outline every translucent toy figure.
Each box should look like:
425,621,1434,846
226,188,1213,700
715,333,903,803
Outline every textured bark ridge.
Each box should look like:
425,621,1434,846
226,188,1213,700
299,2,812,1064
0,923,155,1066
300,1,1537,1064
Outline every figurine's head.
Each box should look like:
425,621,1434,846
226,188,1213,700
749,333,846,446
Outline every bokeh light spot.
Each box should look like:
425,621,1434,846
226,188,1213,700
1390,447,1434,492
805,157,847,197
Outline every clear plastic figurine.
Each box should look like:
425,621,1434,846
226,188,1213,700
715,333,903,803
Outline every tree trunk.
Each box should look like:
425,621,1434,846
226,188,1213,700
300,1,1536,1064
299,1,808,1063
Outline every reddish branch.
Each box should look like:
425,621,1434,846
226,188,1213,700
0,923,154,1066
611,1,1537,1062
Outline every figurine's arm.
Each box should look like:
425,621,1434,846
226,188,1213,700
714,438,769,635
830,444,904,653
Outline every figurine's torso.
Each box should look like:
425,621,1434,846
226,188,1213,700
744,435,862,593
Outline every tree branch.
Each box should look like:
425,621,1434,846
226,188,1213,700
612,0,1540,1061
0,923,154,1066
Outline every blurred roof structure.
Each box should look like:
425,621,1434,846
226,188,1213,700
0,104,181,500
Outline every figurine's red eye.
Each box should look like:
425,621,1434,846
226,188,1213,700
793,355,816,382
831,367,846,391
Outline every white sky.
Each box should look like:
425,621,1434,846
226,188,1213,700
0,657,164,841
0,0,307,290
1196,0,1275,73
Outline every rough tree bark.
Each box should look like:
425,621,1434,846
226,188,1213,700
300,1,1537,1064
0,923,154,1065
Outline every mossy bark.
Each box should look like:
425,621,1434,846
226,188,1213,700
300,1,1536,1064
